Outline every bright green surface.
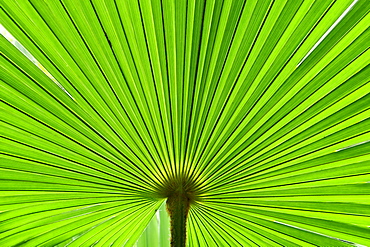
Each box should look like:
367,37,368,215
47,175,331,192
135,201,170,247
0,0,369,246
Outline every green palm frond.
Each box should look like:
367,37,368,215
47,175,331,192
1,0,369,246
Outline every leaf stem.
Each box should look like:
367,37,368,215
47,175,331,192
166,192,190,247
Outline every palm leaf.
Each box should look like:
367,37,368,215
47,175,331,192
1,0,369,246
